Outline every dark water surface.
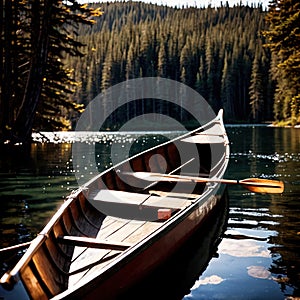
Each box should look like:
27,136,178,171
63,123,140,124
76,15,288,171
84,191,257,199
184,127,300,300
0,126,299,299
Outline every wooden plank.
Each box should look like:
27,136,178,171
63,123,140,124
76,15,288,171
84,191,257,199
68,249,114,287
90,189,191,210
68,218,133,285
123,222,162,244
68,252,120,277
104,219,146,242
76,220,146,281
100,217,118,230
69,219,151,286
81,219,165,282
70,217,129,265
97,217,132,239
90,189,146,205
31,247,65,296
69,219,161,286
57,236,131,251
149,190,199,199
20,265,49,300
143,195,190,209
181,134,224,144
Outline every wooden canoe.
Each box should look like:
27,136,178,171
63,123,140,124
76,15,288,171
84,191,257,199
0,109,229,300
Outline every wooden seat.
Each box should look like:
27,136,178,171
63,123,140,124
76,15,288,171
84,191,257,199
149,190,199,199
89,189,191,210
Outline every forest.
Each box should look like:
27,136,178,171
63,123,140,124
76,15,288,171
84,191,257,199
67,2,273,124
1,0,299,143
52,0,300,126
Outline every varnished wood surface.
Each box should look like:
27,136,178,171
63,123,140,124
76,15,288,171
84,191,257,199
90,189,192,209
57,236,132,250
68,217,163,287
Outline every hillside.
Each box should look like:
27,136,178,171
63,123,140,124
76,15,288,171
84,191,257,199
65,2,271,124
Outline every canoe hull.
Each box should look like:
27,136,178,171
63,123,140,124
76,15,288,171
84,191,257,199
56,185,226,299
1,110,229,300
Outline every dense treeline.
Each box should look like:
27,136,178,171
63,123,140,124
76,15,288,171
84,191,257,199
66,2,274,124
1,1,299,144
0,0,101,143
263,0,300,126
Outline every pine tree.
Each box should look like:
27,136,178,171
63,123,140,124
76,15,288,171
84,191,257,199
157,39,168,78
1,0,101,143
264,0,300,125
221,51,235,120
249,48,264,122
65,2,275,126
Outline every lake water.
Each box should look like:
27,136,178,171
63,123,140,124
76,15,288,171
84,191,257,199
0,126,299,299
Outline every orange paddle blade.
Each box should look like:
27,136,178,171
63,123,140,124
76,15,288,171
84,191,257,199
239,178,284,194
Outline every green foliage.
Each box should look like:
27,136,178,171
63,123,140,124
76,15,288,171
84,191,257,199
66,2,272,125
264,0,300,125
0,0,101,142
4,0,299,140
32,1,102,132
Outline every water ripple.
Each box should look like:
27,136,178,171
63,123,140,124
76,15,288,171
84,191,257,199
231,151,300,163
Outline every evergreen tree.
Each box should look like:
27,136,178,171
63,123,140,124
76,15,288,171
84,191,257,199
264,0,300,125
0,0,101,143
65,2,275,126
157,39,168,78
221,51,235,120
249,47,264,122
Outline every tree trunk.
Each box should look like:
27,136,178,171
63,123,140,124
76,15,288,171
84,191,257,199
11,0,52,143
0,0,13,141
0,0,4,138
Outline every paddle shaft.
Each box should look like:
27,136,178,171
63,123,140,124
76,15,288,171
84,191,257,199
161,174,277,187
179,176,281,188
132,172,284,193
140,157,195,205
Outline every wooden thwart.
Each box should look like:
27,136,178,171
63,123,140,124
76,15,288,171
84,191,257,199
57,236,131,251
89,189,191,210
149,190,199,199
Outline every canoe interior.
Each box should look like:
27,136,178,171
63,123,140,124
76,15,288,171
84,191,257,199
0,115,229,300
16,195,105,299
93,140,212,195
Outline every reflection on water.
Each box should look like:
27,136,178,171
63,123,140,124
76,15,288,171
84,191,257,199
185,126,300,300
0,127,300,299
0,143,78,274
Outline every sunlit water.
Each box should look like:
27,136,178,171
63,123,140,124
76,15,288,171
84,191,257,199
0,126,299,299
186,126,300,300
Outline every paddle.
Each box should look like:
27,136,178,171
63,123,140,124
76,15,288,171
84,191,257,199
128,172,284,194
